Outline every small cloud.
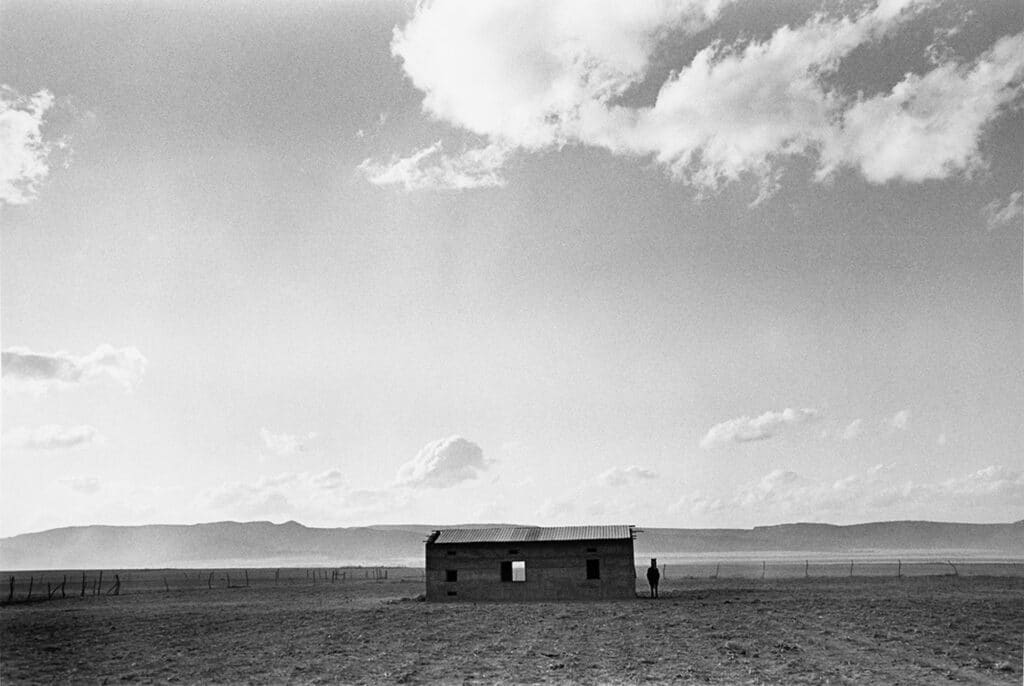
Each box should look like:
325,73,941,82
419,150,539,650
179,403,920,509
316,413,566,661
841,419,863,441
395,435,491,488
359,141,508,191
0,85,61,205
311,468,345,491
700,408,819,449
3,424,103,450
983,191,1022,232
58,476,101,494
889,409,910,430
259,428,316,457
597,465,658,487
1,344,147,394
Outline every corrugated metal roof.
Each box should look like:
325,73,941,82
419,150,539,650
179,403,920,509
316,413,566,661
431,525,634,545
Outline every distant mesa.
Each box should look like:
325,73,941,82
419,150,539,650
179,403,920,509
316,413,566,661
0,520,1021,571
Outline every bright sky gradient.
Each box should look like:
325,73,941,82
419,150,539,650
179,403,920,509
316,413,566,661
1,0,1022,537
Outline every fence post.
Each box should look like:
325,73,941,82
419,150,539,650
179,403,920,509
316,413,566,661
897,560,901,578
81,572,87,597
8,576,14,603
945,560,959,577
761,561,766,580
245,570,249,587
275,569,280,586
27,576,33,601
805,560,809,578
163,576,169,592
96,571,103,596
849,560,854,577
61,575,66,599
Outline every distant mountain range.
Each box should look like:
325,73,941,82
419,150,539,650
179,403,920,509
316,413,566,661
1,520,1020,570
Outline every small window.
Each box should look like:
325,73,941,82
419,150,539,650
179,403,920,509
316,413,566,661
501,560,527,582
445,569,458,582
586,559,600,580
508,549,519,555
446,550,457,556
586,547,597,553
447,590,457,596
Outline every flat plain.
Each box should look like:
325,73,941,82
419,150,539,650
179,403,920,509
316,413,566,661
1,570,1021,684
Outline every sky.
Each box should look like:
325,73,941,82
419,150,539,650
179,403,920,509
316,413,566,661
1,0,1022,537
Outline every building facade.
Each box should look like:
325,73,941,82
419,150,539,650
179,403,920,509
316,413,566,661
424,525,636,602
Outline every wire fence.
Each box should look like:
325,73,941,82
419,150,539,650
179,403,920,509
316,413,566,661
0,566,424,605
639,560,1024,580
3,560,1020,606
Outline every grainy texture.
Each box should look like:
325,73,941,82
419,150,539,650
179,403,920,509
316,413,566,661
2,574,1021,684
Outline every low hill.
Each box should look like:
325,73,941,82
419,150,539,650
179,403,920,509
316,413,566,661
1,520,1020,570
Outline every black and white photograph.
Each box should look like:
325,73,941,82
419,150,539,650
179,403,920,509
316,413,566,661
1,0,1022,682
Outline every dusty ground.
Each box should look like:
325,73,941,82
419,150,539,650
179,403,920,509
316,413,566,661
1,573,1021,684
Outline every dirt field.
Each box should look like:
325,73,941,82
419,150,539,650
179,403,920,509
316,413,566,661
2,573,1021,684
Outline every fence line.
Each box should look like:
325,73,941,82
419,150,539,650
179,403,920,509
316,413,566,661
2,562,1019,605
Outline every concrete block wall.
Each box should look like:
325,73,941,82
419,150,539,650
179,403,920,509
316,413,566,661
425,539,636,602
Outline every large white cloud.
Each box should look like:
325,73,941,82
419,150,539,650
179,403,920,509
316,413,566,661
1,345,147,394
3,424,103,451
818,32,1024,183
366,0,1024,196
700,407,819,449
0,85,60,205
395,435,491,488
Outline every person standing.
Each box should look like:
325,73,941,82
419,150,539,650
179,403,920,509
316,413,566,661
646,558,660,598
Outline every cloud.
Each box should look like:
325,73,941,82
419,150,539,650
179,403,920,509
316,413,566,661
202,469,402,522
889,409,910,430
260,428,316,457
58,476,101,495
395,435,491,488
359,141,509,190
372,2,1024,196
0,85,61,204
700,407,819,449
3,424,103,451
983,191,1023,232
311,468,345,491
597,465,658,487
841,419,863,441
1,345,147,394
673,463,1024,522
817,33,1024,183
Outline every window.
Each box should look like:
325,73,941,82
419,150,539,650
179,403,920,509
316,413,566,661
445,569,458,582
586,559,600,580
447,591,457,596
508,549,519,555
446,550,457,556
586,547,597,553
501,560,527,582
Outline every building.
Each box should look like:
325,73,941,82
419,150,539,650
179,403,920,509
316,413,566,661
424,525,637,602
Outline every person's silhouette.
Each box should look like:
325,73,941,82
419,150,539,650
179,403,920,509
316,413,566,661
646,558,660,598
